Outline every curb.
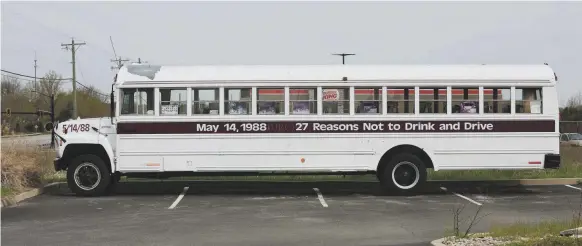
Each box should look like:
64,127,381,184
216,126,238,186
1,133,45,138
1,182,64,208
430,238,446,246
560,227,582,236
430,233,489,246
433,178,582,186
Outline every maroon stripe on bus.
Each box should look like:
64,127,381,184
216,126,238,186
116,120,555,134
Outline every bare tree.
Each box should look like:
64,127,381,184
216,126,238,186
452,203,466,237
1,75,22,96
37,70,64,96
24,70,65,106
79,84,100,98
566,91,582,108
561,91,582,122
451,203,490,238
80,84,109,103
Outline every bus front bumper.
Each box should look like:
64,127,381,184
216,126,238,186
54,158,65,171
544,154,561,169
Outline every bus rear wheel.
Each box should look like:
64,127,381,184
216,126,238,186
67,154,111,196
378,153,427,194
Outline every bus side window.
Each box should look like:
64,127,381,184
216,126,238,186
387,87,414,114
257,88,284,115
452,87,479,114
322,87,349,114
484,88,510,114
224,88,251,115
419,88,446,114
289,87,318,115
159,88,187,115
516,87,543,114
120,88,154,115
355,87,381,114
193,88,219,115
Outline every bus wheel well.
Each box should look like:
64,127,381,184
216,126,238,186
62,144,111,173
377,145,434,175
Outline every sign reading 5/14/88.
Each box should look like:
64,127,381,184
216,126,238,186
63,123,91,133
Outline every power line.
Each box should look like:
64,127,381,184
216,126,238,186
1,73,37,83
75,59,110,99
2,71,71,85
0,69,71,80
109,36,129,70
109,36,118,58
75,80,109,97
1,70,109,98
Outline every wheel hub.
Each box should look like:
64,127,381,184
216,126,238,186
391,161,420,190
74,162,101,191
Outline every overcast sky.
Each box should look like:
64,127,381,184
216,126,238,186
2,1,581,106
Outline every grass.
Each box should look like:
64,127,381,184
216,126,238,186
504,236,580,246
486,219,582,246
429,145,582,181
442,217,582,245
0,140,64,199
1,186,15,197
489,219,578,238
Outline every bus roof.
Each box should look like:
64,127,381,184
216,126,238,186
115,64,556,85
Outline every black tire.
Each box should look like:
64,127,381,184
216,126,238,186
67,154,111,197
378,153,427,194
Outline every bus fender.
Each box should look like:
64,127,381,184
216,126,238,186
98,134,116,173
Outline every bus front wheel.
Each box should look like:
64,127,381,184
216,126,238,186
378,153,427,194
67,154,111,197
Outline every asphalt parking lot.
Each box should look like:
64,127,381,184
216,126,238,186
2,181,582,246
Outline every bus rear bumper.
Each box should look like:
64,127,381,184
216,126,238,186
544,154,561,169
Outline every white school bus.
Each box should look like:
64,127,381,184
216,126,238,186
52,64,561,196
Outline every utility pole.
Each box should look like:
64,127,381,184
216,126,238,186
34,51,38,89
108,36,128,71
32,51,38,100
332,53,356,65
50,94,55,148
61,38,86,119
111,57,129,70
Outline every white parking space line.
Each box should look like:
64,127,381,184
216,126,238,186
313,188,328,208
565,185,582,191
440,187,483,206
168,186,189,209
